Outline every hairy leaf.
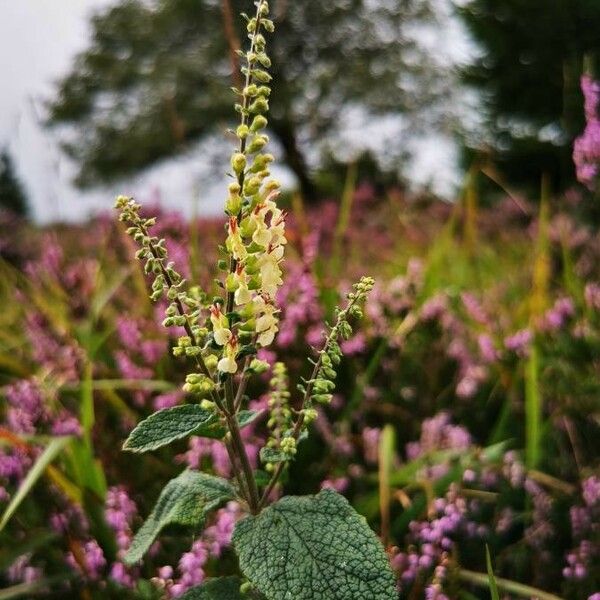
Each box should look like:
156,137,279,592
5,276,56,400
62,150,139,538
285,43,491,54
125,470,234,564
123,405,219,452
180,577,245,599
192,409,264,441
233,489,397,600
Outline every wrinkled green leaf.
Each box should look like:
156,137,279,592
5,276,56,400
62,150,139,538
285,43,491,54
125,470,234,564
123,405,219,453
259,447,289,464
193,409,264,441
233,489,397,600
180,577,245,599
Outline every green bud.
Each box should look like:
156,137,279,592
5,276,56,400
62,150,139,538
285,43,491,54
250,358,270,374
257,85,271,97
247,135,268,154
249,97,269,114
252,69,272,83
225,272,238,292
302,408,318,423
231,152,247,174
250,115,268,132
225,192,242,215
236,124,250,139
243,176,262,196
257,53,271,68
205,355,218,370
244,84,259,96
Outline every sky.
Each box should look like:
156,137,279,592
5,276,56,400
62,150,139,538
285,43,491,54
0,0,473,224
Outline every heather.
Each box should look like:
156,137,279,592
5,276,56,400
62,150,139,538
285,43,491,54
2,1,600,597
0,183,599,598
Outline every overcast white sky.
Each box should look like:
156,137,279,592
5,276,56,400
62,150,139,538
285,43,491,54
0,0,471,223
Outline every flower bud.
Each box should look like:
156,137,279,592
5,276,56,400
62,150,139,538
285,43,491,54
252,69,272,83
225,192,242,215
250,115,268,132
247,135,268,153
243,176,262,196
249,97,269,114
236,124,250,139
231,152,246,174
250,358,270,374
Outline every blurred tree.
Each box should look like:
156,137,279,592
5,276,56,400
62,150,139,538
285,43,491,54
0,150,28,217
459,0,600,192
47,0,441,200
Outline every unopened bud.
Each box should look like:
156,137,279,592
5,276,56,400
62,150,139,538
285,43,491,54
231,152,247,174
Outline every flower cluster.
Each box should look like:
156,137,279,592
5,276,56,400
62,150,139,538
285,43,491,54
574,74,600,189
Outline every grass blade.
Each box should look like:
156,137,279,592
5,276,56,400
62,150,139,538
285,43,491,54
486,545,500,600
0,437,71,532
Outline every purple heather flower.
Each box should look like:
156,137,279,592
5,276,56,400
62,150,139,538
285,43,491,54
51,411,82,436
321,477,350,493
66,539,106,581
153,392,183,411
504,328,532,356
584,283,600,310
362,427,381,464
582,476,600,507
573,75,600,189
7,555,42,584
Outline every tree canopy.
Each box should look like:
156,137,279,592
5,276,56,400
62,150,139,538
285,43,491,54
48,0,441,199
0,150,28,217
459,0,600,191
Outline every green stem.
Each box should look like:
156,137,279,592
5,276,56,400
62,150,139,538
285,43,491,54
457,568,564,600
259,294,362,508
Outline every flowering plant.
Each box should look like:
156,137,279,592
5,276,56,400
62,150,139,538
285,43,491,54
115,2,395,598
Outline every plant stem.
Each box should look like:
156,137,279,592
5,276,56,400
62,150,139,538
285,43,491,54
139,223,223,409
225,376,260,512
457,568,564,600
258,294,362,508
224,436,250,504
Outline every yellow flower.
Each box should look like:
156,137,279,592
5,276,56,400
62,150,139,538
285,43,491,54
217,336,239,373
233,264,253,305
210,304,232,346
226,216,247,261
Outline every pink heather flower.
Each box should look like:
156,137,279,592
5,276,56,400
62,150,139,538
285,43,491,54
140,339,165,364
66,539,106,580
5,380,47,435
362,427,381,464
115,351,153,380
573,75,600,189
7,555,42,584
477,334,498,363
421,294,447,321
109,561,136,588
153,392,182,411
340,332,367,355
116,317,141,350
582,476,600,507
504,328,532,356
461,292,488,325
584,283,600,310
0,448,31,482
541,297,575,331
51,411,82,436
321,477,350,493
